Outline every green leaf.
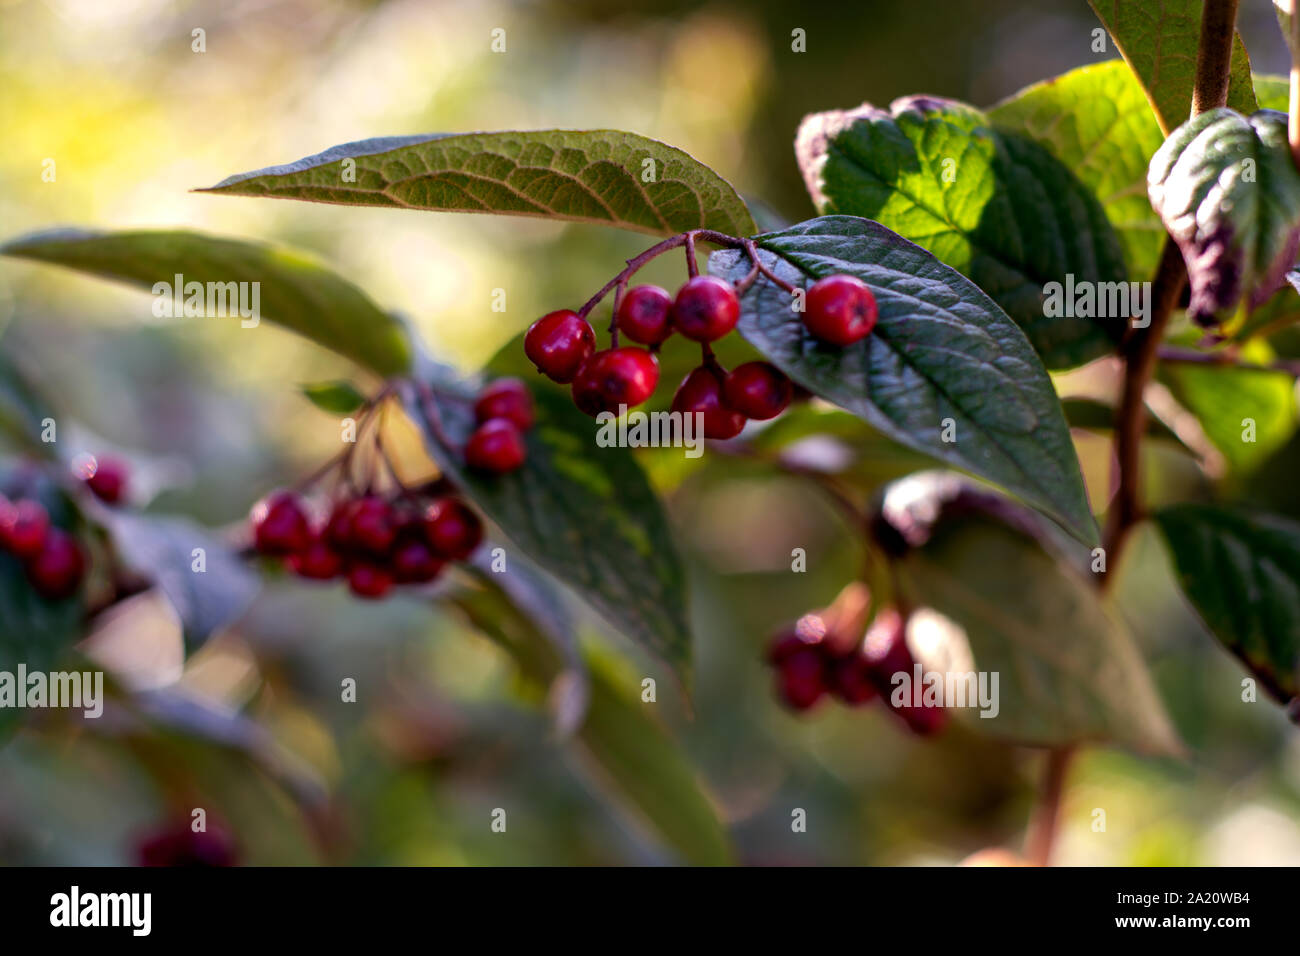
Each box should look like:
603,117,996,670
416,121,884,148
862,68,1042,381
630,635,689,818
300,380,367,415
1061,397,1187,449
1,229,412,376
795,95,1128,368
899,507,1181,753
989,60,1167,280
403,381,692,688
1087,0,1258,135
102,511,260,648
200,131,756,238
1253,73,1289,111
1148,108,1300,324
1159,340,1298,473
451,573,731,864
0,351,58,458
1154,504,1300,707
708,215,1097,545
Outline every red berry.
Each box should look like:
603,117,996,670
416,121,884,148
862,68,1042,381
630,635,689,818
347,562,393,600
83,456,129,505
291,537,344,580
571,347,660,417
864,609,946,735
391,539,445,584
423,497,483,560
350,496,397,557
474,378,535,431
776,648,827,711
252,492,310,556
325,499,360,552
136,820,237,867
828,651,878,706
25,529,85,600
723,361,793,420
0,499,50,559
524,310,596,383
803,274,878,346
671,366,746,440
767,630,821,664
672,276,740,342
616,284,674,345
465,418,527,474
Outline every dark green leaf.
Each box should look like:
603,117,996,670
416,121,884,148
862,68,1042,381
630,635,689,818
1,229,413,376
300,380,367,415
200,131,756,238
899,508,1181,753
403,381,691,688
708,216,1097,545
1149,109,1300,324
103,511,260,647
795,95,1127,368
1087,0,1257,134
1154,504,1300,707
989,60,1167,280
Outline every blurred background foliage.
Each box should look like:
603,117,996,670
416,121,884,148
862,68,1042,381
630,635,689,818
1,0,1299,865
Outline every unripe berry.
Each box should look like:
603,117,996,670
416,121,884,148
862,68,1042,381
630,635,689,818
672,276,740,342
803,274,878,346
391,539,444,584
571,347,659,417
423,497,483,560
723,361,793,420
25,529,85,600
347,562,393,600
350,496,397,557
83,456,129,505
291,537,344,580
616,284,674,345
474,378,535,431
252,492,310,556
0,499,50,559
671,366,746,440
465,418,527,474
525,310,596,383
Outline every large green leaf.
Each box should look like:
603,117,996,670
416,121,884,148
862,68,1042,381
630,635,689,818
402,381,691,688
795,96,1127,368
1,229,412,376
1155,504,1300,707
1148,108,1300,324
708,216,1097,545
1087,0,1258,135
200,130,756,238
899,507,1181,753
1159,340,1298,473
452,572,731,865
990,60,1167,280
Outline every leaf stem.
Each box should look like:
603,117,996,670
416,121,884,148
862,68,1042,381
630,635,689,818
1156,343,1300,376
1024,746,1075,866
1191,0,1239,116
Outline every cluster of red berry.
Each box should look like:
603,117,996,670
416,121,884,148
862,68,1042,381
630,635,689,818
523,262,878,439
767,607,946,735
251,488,482,601
463,378,535,475
0,495,84,599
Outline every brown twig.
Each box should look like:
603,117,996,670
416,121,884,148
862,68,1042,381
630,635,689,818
1024,746,1075,866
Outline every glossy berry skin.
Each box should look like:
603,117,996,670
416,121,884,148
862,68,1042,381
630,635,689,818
25,529,86,600
350,496,397,557
571,347,659,417
671,366,746,440
291,538,344,580
616,284,674,345
136,821,237,867
803,274,878,346
391,539,444,584
423,498,483,560
474,379,535,431
325,499,360,552
465,418,527,474
0,499,51,559
671,276,740,342
525,310,596,383
85,457,129,505
347,562,393,600
253,492,310,556
723,362,793,421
